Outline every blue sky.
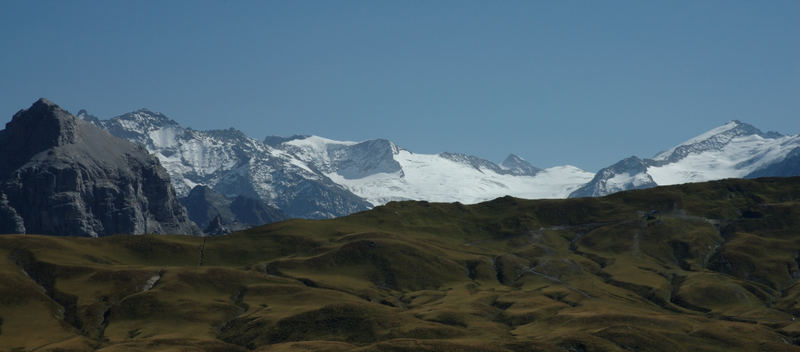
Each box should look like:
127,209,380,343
1,1,797,171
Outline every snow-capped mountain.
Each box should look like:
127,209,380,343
79,107,798,216
278,135,593,205
79,109,594,217
648,121,799,184
570,120,800,198
79,109,372,219
569,156,657,198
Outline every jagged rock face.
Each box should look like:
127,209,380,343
438,152,544,177
0,99,198,237
180,185,236,229
0,193,25,233
180,185,287,234
203,214,231,235
329,139,402,179
438,152,508,174
279,136,403,179
229,195,286,226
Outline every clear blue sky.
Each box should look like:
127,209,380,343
1,1,797,171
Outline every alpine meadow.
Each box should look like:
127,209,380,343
2,178,800,351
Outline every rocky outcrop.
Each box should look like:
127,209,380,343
180,185,236,229
569,156,657,198
0,193,25,233
229,195,286,226
180,185,286,234
204,215,232,236
0,99,198,237
500,154,542,176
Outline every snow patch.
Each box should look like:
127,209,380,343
142,272,162,292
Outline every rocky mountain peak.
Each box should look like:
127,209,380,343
726,120,783,139
6,98,79,146
502,153,524,164
605,156,650,174
724,120,768,137
0,99,199,237
568,156,656,198
115,108,180,130
500,154,542,176
205,127,250,142
654,120,781,163
0,99,82,178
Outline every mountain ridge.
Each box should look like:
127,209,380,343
80,108,372,219
79,107,594,213
570,120,800,198
59,102,800,216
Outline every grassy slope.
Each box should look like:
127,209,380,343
1,177,800,351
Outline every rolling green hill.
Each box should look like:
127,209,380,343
2,177,800,351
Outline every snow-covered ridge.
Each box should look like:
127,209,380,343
571,120,799,198
647,133,800,185
81,109,595,216
654,120,784,162
323,148,593,205
654,121,741,160
81,108,798,213
277,135,592,205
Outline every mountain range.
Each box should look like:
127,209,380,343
78,105,799,216
78,109,371,220
1,98,798,236
78,108,595,212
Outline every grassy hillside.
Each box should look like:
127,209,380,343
2,177,800,351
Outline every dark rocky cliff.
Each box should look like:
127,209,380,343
180,185,286,235
0,99,198,236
